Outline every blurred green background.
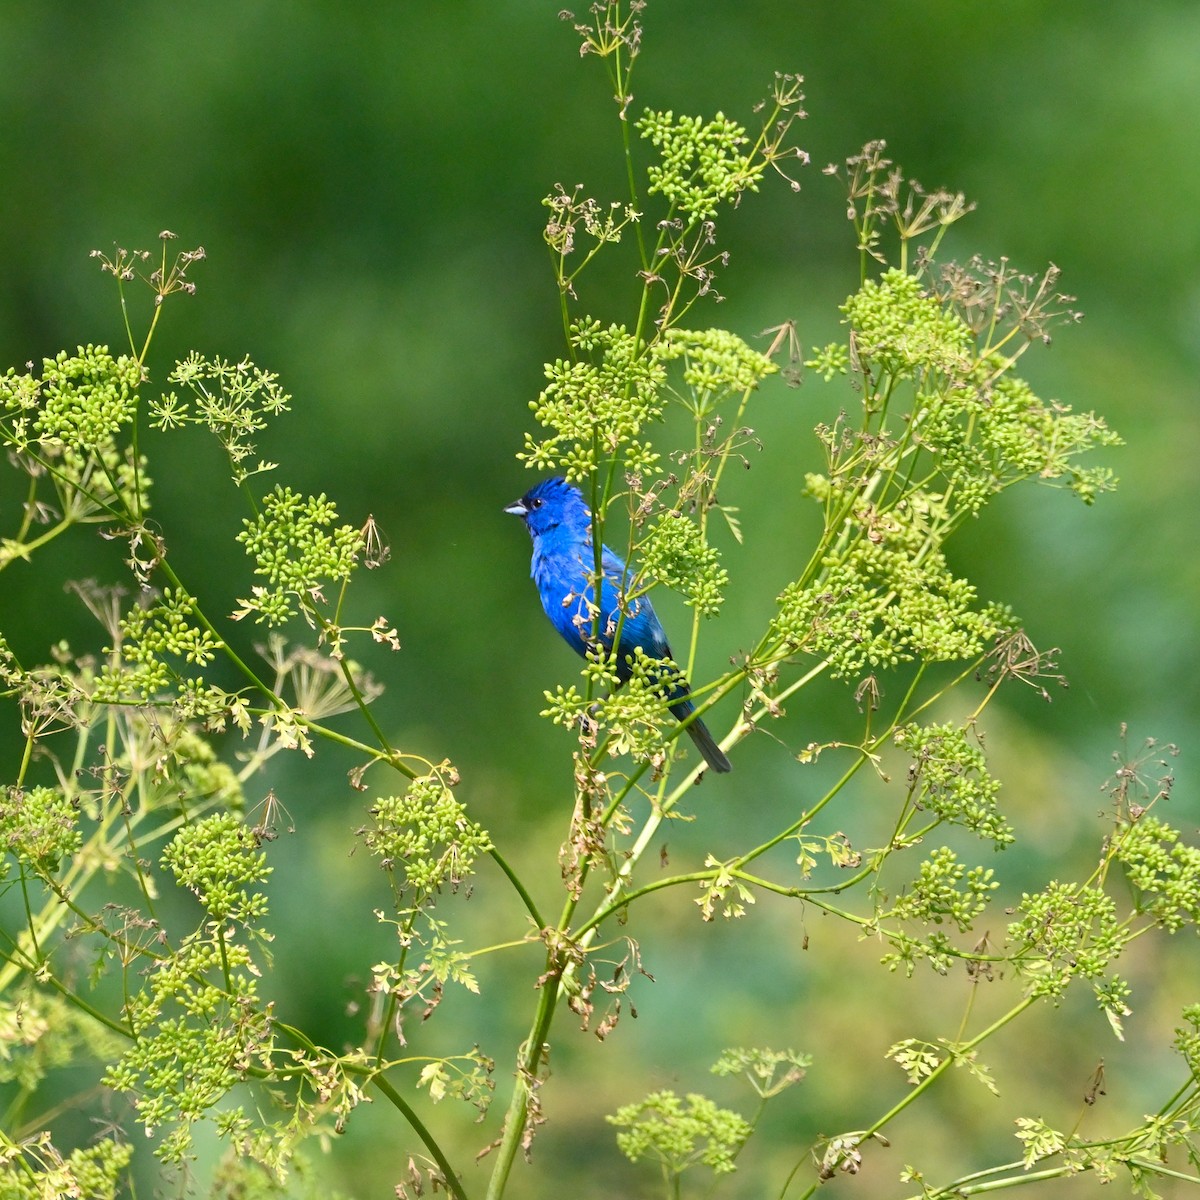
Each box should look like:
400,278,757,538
1,2,1198,1197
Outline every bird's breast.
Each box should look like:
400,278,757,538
532,547,595,656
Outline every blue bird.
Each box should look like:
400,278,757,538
505,476,731,774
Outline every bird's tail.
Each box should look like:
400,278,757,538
671,699,732,774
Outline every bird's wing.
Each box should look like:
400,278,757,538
596,544,672,661
536,534,673,665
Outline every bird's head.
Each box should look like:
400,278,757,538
504,476,591,540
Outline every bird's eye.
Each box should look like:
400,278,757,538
529,497,543,510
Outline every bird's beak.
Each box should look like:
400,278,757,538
503,498,527,517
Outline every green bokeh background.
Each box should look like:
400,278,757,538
1,3,1197,1197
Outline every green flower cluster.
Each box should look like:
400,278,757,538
105,1010,262,1162
887,846,998,932
123,936,258,1035
918,360,1121,511
235,485,362,625
894,722,1013,847
0,1136,132,1200
542,183,638,259
637,110,762,223
0,346,148,529
162,811,271,925
659,327,777,402
361,772,491,897
0,785,80,874
540,684,590,731
803,341,850,382
158,353,292,486
1175,1005,1200,1074
105,857,272,1163
842,269,972,380
542,645,696,769
1008,881,1128,1000
0,365,40,443
608,1089,752,1177
167,725,245,810
770,525,1008,679
1115,814,1200,932
30,345,142,453
94,587,222,702
879,929,958,977
612,647,692,765
639,509,727,616
521,320,665,480
710,1047,810,1099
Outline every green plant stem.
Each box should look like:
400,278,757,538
0,515,76,567
485,666,753,1198
871,995,1037,1137
488,848,545,930
335,652,396,758
907,1152,1200,1199
921,1164,1073,1196
484,965,559,1200
783,995,1038,1200
371,1072,470,1200
372,907,419,1066
1126,1161,1200,1186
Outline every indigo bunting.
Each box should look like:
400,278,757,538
505,476,732,774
